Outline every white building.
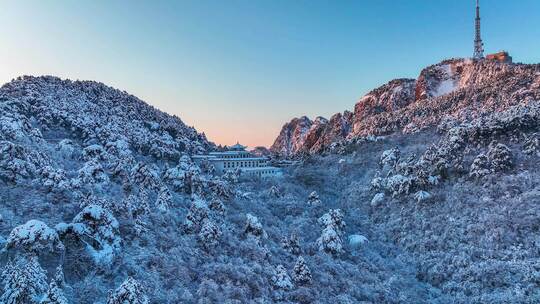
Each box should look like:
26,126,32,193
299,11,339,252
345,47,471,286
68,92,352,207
193,143,282,178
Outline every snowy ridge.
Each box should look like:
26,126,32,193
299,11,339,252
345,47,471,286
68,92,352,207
271,58,540,157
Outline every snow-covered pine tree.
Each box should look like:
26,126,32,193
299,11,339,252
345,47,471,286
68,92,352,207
281,233,301,255
36,166,69,193
184,197,209,233
106,277,148,304
75,159,109,186
469,153,491,179
316,226,343,255
268,185,281,198
317,209,345,232
198,220,221,251
130,162,159,191
523,133,540,156
56,204,121,265
292,256,312,285
0,254,48,304
271,265,293,290
244,213,267,240
487,142,513,172
208,197,225,214
40,267,68,304
379,147,400,170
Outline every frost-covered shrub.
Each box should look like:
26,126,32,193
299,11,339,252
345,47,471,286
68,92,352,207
370,176,386,191
82,144,108,161
523,133,540,156
281,233,301,255
268,185,281,198
56,139,77,158
0,114,42,142
271,265,293,290
208,198,226,218
0,254,47,304
222,169,241,184
184,198,209,233
244,214,267,240
198,220,221,251
0,141,47,183
107,277,148,304
155,186,172,212
348,234,368,251
36,166,69,192
292,257,312,285
469,153,490,179
414,190,432,203
428,175,440,186
75,160,109,186
307,191,322,206
379,147,400,169
487,142,513,172
370,192,385,207
4,220,64,253
57,204,121,265
385,174,413,197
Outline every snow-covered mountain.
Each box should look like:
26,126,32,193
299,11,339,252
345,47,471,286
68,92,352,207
1,76,212,158
3,67,540,303
271,58,540,156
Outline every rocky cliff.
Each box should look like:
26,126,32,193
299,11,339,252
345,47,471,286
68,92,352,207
270,58,540,156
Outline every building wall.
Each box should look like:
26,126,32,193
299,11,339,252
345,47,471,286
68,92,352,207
486,52,512,63
193,151,282,177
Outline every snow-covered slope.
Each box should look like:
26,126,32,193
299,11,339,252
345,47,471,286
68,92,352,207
0,75,450,303
0,76,212,158
271,59,540,157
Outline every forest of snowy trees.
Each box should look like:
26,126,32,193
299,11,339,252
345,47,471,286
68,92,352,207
1,72,540,303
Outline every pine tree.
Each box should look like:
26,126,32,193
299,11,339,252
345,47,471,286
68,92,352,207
523,133,540,156
487,142,513,172
40,267,68,304
107,277,148,304
208,198,226,218
271,265,293,290
184,198,209,233
317,209,345,232
244,214,267,239
268,185,281,198
281,233,301,255
316,226,343,255
469,153,491,179
155,186,172,212
0,254,48,304
292,256,312,285
198,220,221,251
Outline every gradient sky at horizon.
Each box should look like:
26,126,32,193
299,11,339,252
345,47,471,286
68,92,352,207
1,0,539,148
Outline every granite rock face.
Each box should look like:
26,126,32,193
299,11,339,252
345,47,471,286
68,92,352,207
271,58,540,157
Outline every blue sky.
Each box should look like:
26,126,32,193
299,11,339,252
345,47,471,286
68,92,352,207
1,0,539,147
